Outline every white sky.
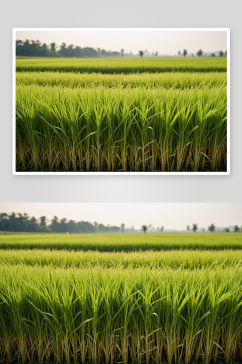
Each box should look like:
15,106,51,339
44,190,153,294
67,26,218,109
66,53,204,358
16,30,227,55
0,204,240,230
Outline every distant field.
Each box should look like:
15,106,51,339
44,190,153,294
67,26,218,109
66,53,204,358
1,248,242,268
16,71,227,89
0,233,241,251
16,57,227,73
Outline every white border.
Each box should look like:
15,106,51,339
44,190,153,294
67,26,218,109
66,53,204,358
13,28,230,176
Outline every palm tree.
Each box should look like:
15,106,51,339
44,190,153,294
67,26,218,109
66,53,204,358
138,50,144,58
208,223,215,233
183,49,188,57
141,225,148,233
120,49,124,57
192,223,198,233
234,225,239,232
121,223,125,233
197,49,203,57
219,51,224,57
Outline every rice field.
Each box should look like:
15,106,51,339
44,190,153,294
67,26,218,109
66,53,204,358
0,233,241,251
15,58,228,173
0,265,242,364
1,231,241,364
16,71,227,89
16,57,227,73
1,248,242,269
16,84,227,172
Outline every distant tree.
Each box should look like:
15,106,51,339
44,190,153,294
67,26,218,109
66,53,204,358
234,225,239,232
40,43,49,57
16,40,23,56
39,216,47,226
224,228,230,232
202,228,205,233
219,51,224,57
208,223,215,233
121,223,125,233
138,50,144,58
50,43,56,52
225,50,227,57
59,42,68,57
93,221,99,233
67,44,75,57
197,49,203,57
192,223,198,233
120,49,124,57
0,213,8,231
187,225,190,231
178,50,181,56
141,225,148,233
60,218,67,232
191,53,194,57
160,226,164,232
155,51,158,56
183,49,188,57
210,53,215,57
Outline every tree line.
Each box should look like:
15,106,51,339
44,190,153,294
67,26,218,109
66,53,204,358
177,49,227,57
0,213,240,234
185,223,240,233
0,213,120,234
16,40,122,58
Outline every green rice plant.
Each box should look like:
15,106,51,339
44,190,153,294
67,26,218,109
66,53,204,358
0,233,241,252
16,85,227,172
1,248,242,269
0,265,241,364
16,57,227,73
16,71,227,89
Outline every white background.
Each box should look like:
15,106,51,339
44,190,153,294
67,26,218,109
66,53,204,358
0,0,241,202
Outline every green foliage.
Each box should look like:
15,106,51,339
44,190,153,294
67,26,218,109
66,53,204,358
0,265,242,364
1,248,242,269
16,71,227,89
0,233,242,251
183,49,188,57
16,84,227,172
16,57,227,73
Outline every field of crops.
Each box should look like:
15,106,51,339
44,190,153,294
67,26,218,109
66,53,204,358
1,233,241,251
15,58,227,172
16,57,227,73
1,248,242,269
1,232,242,364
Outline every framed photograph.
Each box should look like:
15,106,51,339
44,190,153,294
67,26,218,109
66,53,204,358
13,28,230,175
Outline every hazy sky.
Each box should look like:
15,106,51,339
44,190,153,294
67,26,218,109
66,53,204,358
16,30,227,55
0,203,240,230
